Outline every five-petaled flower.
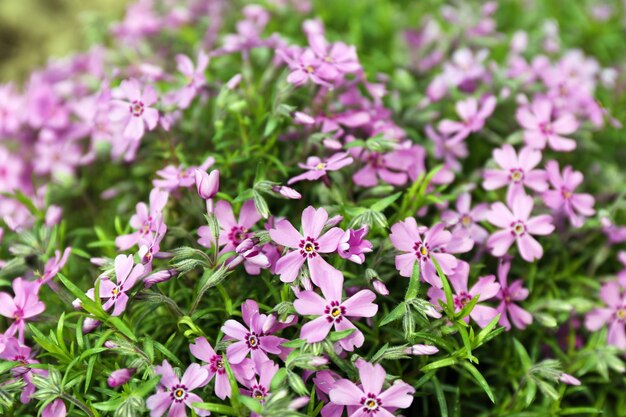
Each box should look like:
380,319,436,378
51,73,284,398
99,254,145,316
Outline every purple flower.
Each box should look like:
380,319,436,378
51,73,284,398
175,51,209,109
337,226,372,264
271,185,302,199
194,169,219,200
269,206,344,284
146,360,209,417
516,98,578,151
351,149,410,188
288,152,354,184
438,95,496,143
0,278,45,343
294,273,377,351
42,399,66,417
585,281,626,349
221,299,288,364
486,194,554,262
38,247,71,285
428,261,501,327
308,35,361,80
425,124,468,172
277,47,333,87
390,220,469,288
109,79,159,159
441,192,489,244
543,160,595,228
494,258,532,330
197,200,265,274
190,336,254,400
115,188,169,251
0,338,47,403
99,255,145,316
328,360,415,417
108,368,136,388
241,359,279,405
482,144,548,206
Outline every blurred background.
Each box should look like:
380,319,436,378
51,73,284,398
0,0,127,82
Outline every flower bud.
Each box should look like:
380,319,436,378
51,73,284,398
108,368,136,387
45,205,63,227
144,269,177,287
559,373,581,386
42,398,66,417
405,344,439,355
372,280,389,296
195,169,219,200
272,185,302,199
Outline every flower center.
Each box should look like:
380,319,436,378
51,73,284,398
509,168,524,183
171,384,188,402
454,292,473,310
228,225,250,246
251,385,268,402
210,354,225,374
413,242,430,260
111,286,121,298
325,301,346,323
561,187,572,199
299,236,320,258
360,393,381,412
306,65,315,73
511,221,526,236
246,332,260,349
617,308,626,321
461,214,472,227
315,162,326,170
130,100,144,117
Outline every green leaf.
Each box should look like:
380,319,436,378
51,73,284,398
405,262,420,301
193,402,238,415
461,362,495,403
380,302,406,327
421,357,457,372
513,339,532,370
370,192,401,212
238,396,263,414
328,328,355,342
432,376,448,417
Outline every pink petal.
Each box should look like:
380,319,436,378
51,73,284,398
189,337,216,363
317,227,344,253
526,215,554,235
488,230,515,257
329,379,364,406
146,391,171,417
517,234,543,262
300,316,333,343
276,250,306,283
342,290,378,318
221,320,248,340
215,200,237,230
378,381,415,409
269,219,303,248
302,206,328,239
357,361,386,395
293,291,327,315
181,363,209,390
226,341,249,364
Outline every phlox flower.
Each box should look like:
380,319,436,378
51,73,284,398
42,399,66,417
337,226,372,264
482,144,548,207
138,217,168,270
175,51,209,109
288,152,354,184
108,368,136,388
38,247,71,285
516,98,579,151
197,200,265,274
294,272,377,351
0,338,47,403
190,336,254,400
543,160,595,228
390,220,471,288
328,360,415,417
241,359,279,409
221,299,288,364
116,188,169,250
153,157,215,191
99,254,145,316
0,83,23,136
109,79,159,160
308,34,361,80
494,258,532,330
438,95,496,143
0,278,45,343
425,124,468,172
441,192,489,244
147,360,209,417
428,261,501,327
585,281,626,349
351,148,412,188
269,206,344,284
486,194,554,262
277,47,333,87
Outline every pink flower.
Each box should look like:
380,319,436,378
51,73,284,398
109,79,159,159
99,255,145,316
543,160,595,228
486,194,554,262
308,35,361,80
194,169,219,200
428,261,501,327
197,200,265,274
190,336,254,400
0,278,44,343
146,360,209,417
482,144,548,207
405,344,439,355
153,158,216,191
516,98,579,151
241,359,279,405
390,220,468,288
269,206,344,284
351,150,411,188
0,338,47,403
441,192,489,244
221,300,288,364
271,185,302,199
328,360,415,417
494,258,533,330
425,124,468,172
42,399,66,417
438,95,496,143
294,273,377,351
38,247,71,285
288,152,354,184
115,188,169,251
278,47,334,87
108,368,136,388
337,226,372,264
175,51,209,109
585,281,626,349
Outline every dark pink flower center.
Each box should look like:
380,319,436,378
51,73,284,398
539,121,554,135
299,236,320,258
413,241,430,261
171,384,188,402
251,385,268,401
509,168,525,183
246,332,261,349
229,225,251,246
454,291,473,310
130,100,144,117
360,393,382,413
616,308,626,321
510,221,527,236
561,187,572,199
460,214,472,227
324,300,346,323
111,286,122,299
209,354,225,374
